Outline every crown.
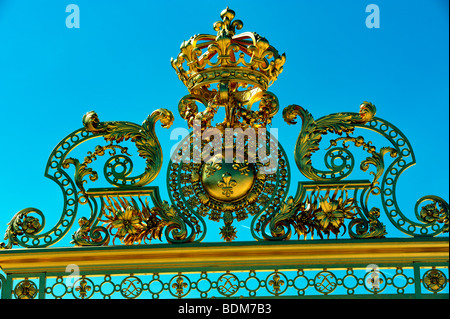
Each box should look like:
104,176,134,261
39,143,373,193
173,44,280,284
171,7,286,121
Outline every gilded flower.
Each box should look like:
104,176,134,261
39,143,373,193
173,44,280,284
21,216,41,234
420,203,440,223
315,197,345,229
423,269,446,292
14,279,38,299
111,206,142,238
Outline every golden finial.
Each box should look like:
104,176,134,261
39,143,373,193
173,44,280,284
213,7,243,37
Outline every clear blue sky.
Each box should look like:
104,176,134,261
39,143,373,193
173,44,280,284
0,0,448,246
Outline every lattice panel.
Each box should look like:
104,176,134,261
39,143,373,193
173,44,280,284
3,265,447,299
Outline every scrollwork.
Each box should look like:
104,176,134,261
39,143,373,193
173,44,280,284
1,126,95,249
348,207,387,239
354,118,448,237
71,217,109,246
83,108,174,187
415,196,448,233
282,102,376,181
1,208,45,249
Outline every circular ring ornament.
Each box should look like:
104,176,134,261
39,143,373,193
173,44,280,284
72,277,95,299
14,279,38,299
169,274,191,298
266,271,288,295
120,276,143,299
363,269,387,294
423,269,447,293
217,273,240,297
168,132,290,241
314,271,337,295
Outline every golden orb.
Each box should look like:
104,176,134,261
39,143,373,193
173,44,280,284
201,155,256,202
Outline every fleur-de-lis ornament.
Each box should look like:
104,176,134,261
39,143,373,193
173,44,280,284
75,278,92,299
217,172,237,197
172,275,188,298
268,273,285,295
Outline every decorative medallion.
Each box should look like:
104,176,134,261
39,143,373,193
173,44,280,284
423,269,447,293
14,279,38,299
120,276,143,299
168,133,289,241
217,272,240,296
314,271,337,295
73,277,94,299
169,274,191,298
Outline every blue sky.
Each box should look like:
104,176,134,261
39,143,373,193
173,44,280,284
0,0,448,246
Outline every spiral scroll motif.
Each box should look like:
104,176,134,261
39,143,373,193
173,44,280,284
1,109,174,249
280,101,448,239
355,118,449,237
104,155,135,186
282,102,376,182
1,128,97,248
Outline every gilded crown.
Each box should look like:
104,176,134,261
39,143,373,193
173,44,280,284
171,7,286,105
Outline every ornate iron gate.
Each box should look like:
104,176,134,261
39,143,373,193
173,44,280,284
0,7,448,300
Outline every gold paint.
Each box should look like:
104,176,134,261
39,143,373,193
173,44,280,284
201,161,256,202
172,7,285,129
13,279,38,299
217,172,237,198
0,239,447,274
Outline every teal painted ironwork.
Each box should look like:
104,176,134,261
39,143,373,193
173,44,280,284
0,6,448,301
1,264,448,299
0,104,448,248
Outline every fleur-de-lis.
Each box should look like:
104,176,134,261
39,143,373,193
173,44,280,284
366,270,383,292
232,162,250,176
205,162,222,177
172,276,188,298
217,172,237,197
268,273,285,295
75,278,92,299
